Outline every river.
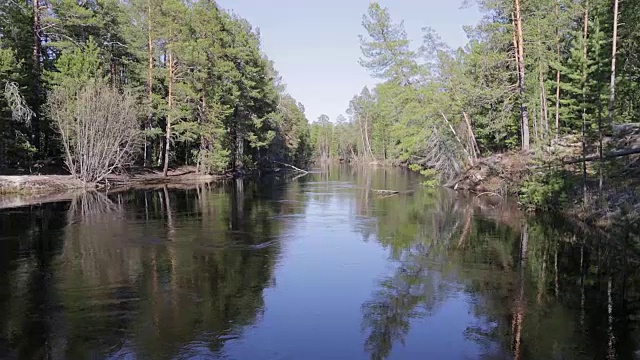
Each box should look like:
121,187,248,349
0,165,638,359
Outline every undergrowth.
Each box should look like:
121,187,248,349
519,168,575,211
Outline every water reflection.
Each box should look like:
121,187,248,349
0,165,639,359
0,179,295,359
360,184,640,360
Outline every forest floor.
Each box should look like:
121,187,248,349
0,167,227,209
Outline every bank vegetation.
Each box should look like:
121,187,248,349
0,0,313,189
307,0,640,224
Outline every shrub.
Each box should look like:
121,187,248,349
198,147,230,174
519,169,573,211
48,80,141,183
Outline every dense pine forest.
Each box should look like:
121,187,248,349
310,0,640,212
0,0,312,181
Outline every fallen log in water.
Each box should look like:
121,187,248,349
371,189,416,197
372,189,400,196
273,161,308,174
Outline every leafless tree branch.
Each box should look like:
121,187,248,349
48,80,141,183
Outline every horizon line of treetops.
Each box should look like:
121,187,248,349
2,0,638,183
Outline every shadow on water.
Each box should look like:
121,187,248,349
0,164,639,359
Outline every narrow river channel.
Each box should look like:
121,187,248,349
0,165,637,359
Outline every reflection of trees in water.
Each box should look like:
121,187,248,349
62,192,136,285
361,252,451,360
0,202,68,359
101,181,291,359
56,191,143,358
68,191,121,218
360,189,470,360
360,187,640,360
0,181,298,359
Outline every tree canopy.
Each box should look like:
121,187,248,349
0,0,312,175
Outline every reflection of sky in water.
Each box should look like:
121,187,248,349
220,179,487,359
398,293,490,359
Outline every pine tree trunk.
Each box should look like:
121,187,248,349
581,1,589,206
607,0,619,126
163,50,173,177
596,60,604,200
359,119,366,161
382,127,387,160
512,15,523,142
31,0,41,153
601,0,619,201
555,61,561,136
364,115,374,160
235,124,244,171
533,102,539,140
110,50,117,86
145,0,153,167
514,0,530,151
555,1,561,139
198,89,206,174
539,68,549,137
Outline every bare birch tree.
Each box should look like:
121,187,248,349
48,80,141,183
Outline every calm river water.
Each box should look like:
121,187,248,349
1,165,639,359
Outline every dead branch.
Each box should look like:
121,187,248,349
273,161,308,174
4,82,34,125
476,191,503,198
441,111,473,164
463,112,480,160
562,147,640,164
421,126,465,183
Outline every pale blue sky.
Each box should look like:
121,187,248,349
216,0,481,123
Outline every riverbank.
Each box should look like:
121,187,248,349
0,167,228,210
450,149,640,228
0,162,315,209
0,175,87,195
0,167,224,193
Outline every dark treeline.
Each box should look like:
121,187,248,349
309,0,639,209
0,0,312,179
